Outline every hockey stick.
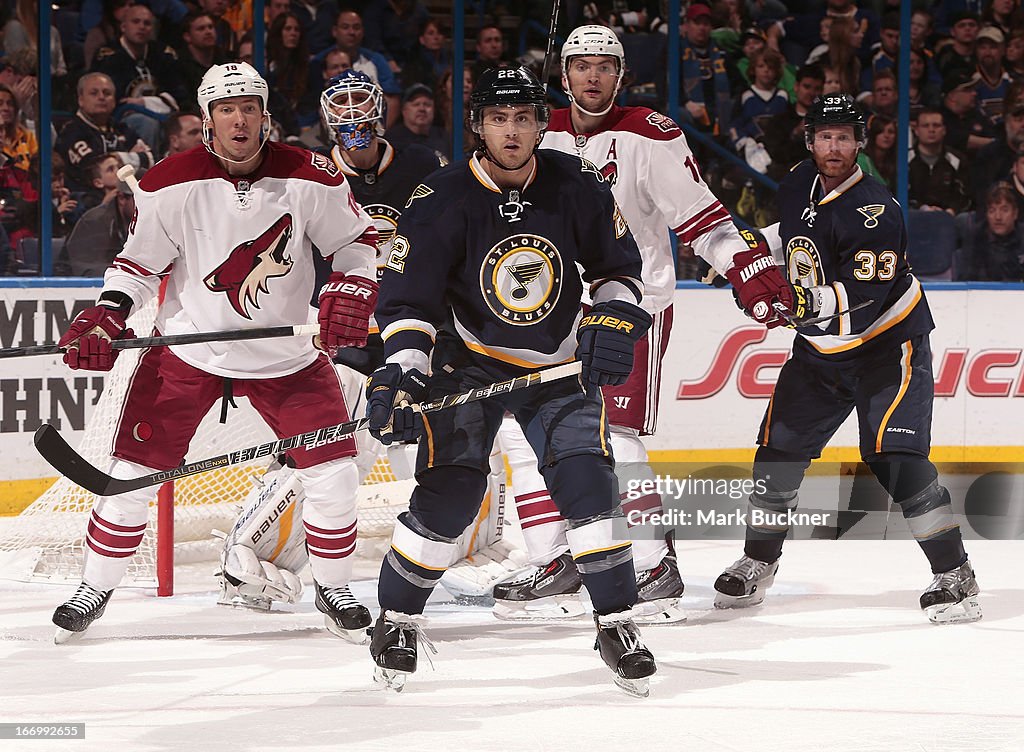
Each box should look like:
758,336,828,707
540,0,561,93
34,361,584,496
772,298,875,327
0,324,320,359
116,164,140,193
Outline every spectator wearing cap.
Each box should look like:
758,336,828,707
313,10,402,129
92,4,189,152
676,3,733,138
956,181,1024,281
941,68,995,153
55,72,155,194
935,11,979,78
975,26,1012,128
733,27,796,98
908,107,971,215
971,82,1024,206
385,83,449,160
61,172,141,277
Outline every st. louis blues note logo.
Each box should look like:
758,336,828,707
857,204,885,228
481,234,563,325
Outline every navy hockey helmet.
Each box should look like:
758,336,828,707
469,66,550,134
804,94,867,148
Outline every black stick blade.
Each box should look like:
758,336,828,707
33,423,119,496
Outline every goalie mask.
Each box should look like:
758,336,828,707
321,69,386,151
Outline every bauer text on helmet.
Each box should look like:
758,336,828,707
198,62,270,119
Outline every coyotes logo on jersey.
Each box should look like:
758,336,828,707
204,214,295,319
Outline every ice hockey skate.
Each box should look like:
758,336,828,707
920,560,982,625
491,552,586,620
713,554,780,609
369,610,436,692
52,582,113,644
633,554,686,624
314,583,372,643
594,609,657,697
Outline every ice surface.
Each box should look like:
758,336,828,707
1,538,1021,752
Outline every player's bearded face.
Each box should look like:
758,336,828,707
479,105,542,170
809,125,860,179
209,96,266,163
565,55,619,112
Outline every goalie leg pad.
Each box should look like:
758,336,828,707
222,544,304,605
82,458,159,592
295,457,360,586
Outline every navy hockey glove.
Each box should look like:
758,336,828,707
771,283,819,327
58,298,134,372
725,231,794,329
317,273,379,356
575,300,652,389
365,363,429,445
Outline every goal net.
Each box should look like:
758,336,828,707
0,299,413,589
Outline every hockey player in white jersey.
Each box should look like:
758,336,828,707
492,25,795,622
50,62,381,644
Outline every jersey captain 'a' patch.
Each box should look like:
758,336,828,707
785,235,824,287
480,234,563,326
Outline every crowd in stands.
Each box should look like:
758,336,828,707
0,0,1022,282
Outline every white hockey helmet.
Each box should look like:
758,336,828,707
561,24,626,88
197,62,270,120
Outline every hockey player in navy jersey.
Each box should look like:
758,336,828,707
364,65,661,695
713,94,981,625
490,25,790,624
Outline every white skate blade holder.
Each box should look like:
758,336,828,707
614,674,651,698
54,627,85,645
324,616,370,645
373,666,410,692
925,595,982,625
492,595,587,621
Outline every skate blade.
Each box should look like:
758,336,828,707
217,595,272,612
925,596,982,625
373,665,409,692
613,675,650,698
492,597,586,621
633,599,687,625
54,627,85,645
324,615,370,644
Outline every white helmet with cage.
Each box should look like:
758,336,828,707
560,24,626,106
320,69,386,151
197,62,270,120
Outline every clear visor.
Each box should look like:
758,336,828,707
471,104,549,135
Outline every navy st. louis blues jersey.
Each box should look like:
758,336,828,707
774,160,934,362
376,149,643,372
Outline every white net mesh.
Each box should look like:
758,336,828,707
0,299,411,587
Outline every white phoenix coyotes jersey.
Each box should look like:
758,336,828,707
544,105,741,314
102,142,377,378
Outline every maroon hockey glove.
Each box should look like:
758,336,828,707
58,304,134,371
725,235,794,329
317,273,379,356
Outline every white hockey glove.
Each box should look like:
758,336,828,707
222,544,304,607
